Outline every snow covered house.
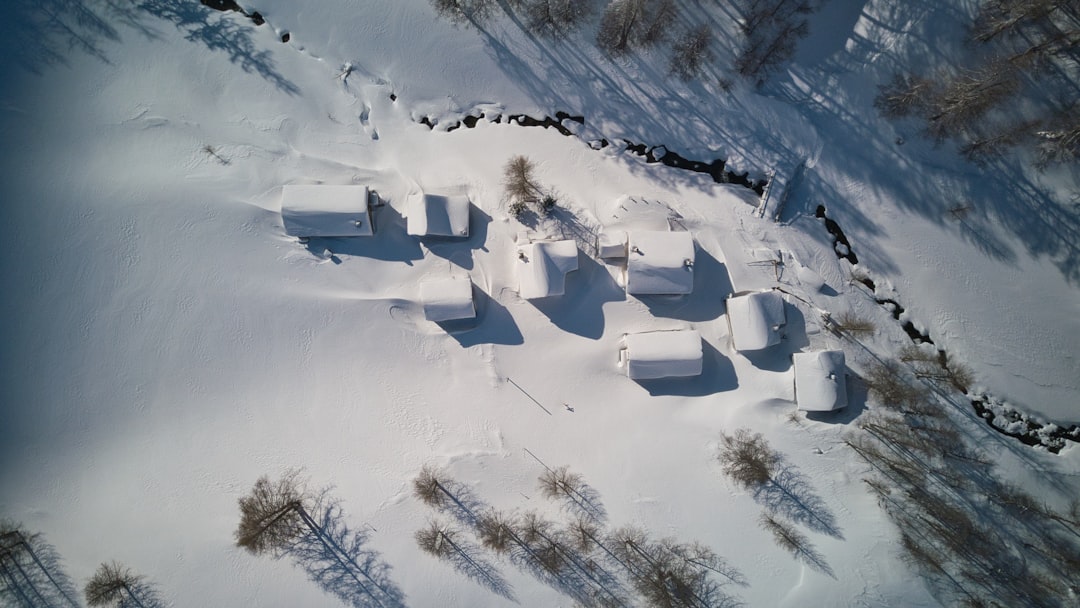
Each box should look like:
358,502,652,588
625,231,695,295
420,277,475,322
621,330,703,380
597,230,627,259
726,290,786,352
406,192,470,238
280,185,374,237
793,350,848,412
516,240,579,299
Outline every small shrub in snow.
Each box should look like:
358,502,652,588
833,311,876,336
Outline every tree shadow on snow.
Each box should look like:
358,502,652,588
755,460,843,540
2,0,119,74
528,254,624,340
133,0,299,94
634,340,739,397
288,502,406,608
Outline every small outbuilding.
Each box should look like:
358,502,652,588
793,350,848,412
597,230,627,259
406,192,470,238
280,185,374,237
420,277,476,322
726,290,786,352
626,231,695,295
516,240,579,299
621,330,703,380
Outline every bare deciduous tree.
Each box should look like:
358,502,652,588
669,25,714,81
523,0,594,36
734,0,819,82
874,72,934,118
84,562,159,608
430,0,497,24
235,469,308,555
717,428,779,488
596,0,676,56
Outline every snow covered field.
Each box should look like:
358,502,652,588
2,1,1078,606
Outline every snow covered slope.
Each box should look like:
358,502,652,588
1,1,1077,607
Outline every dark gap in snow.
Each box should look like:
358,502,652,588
281,32,290,43
621,141,767,193
820,205,1079,453
200,0,265,27
814,205,858,264
414,110,767,194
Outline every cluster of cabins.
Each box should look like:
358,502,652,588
280,185,848,413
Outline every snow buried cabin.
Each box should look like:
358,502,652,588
625,230,695,295
515,239,579,299
280,185,375,237
793,350,848,412
420,277,476,323
406,191,470,238
726,290,786,352
620,329,703,380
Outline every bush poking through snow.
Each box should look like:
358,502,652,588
84,562,160,608
832,311,876,336
717,428,779,488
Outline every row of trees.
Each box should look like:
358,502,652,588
413,463,744,607
433,0,816,84
1,522,162,608
849,358,1080,605
876,0,1080,166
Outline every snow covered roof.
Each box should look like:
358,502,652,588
626,231,695,295
516,240,579,299
406,192,470,238
598,230,627,259
624,330,703,380
420,277,475,322
794,351,848,412
280,185,373,237
726,290,786,351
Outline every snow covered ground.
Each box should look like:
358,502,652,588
1,1,1078,606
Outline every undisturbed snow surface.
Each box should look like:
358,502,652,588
1,1,1078,607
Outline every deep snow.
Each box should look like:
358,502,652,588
1,1,1078,607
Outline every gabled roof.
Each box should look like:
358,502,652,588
516,240,579,299
794,350,848,412
280,185,372,237
624,330,703,380
407,192,470,237
626,231,695,295
727,290,786,351
420,277,475,322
